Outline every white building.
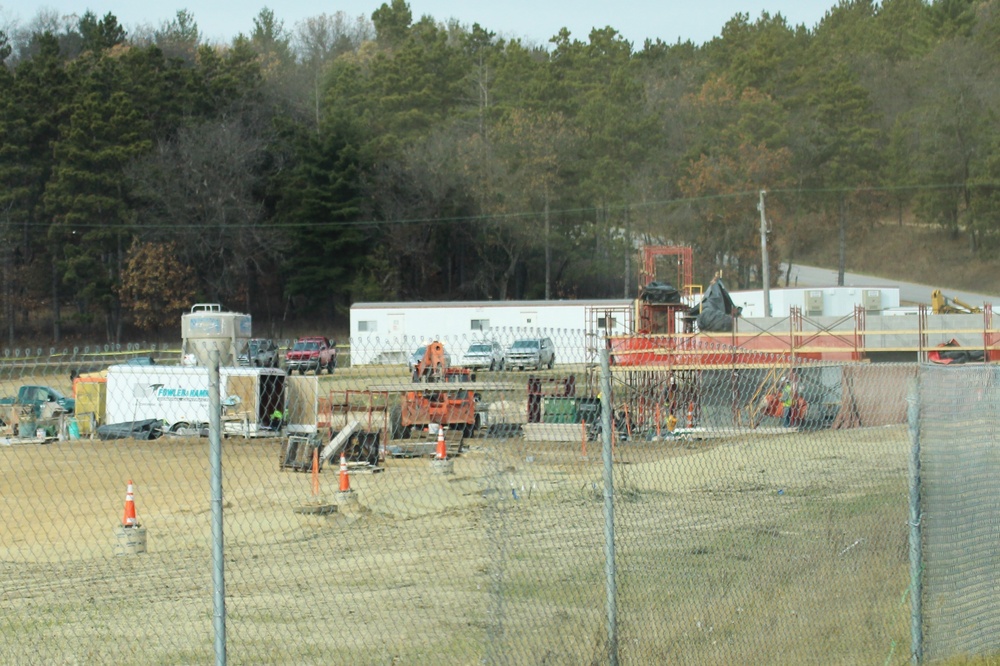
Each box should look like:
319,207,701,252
728,286,901,318
349,287,906,366
349,299,631,366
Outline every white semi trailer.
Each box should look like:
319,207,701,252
105,364,286,437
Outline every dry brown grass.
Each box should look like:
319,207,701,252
789,219,1000,296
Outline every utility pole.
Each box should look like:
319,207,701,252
758,190,771,317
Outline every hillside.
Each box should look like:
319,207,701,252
787,221,1000,297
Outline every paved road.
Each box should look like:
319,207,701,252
779,264,999,307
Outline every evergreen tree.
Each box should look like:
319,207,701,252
44,48,153,340
273,117,370,314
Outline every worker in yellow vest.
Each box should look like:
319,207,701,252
781,379,793,427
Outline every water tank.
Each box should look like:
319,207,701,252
181,303,252,367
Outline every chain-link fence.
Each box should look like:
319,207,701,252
912,364,1000,663
0,331,961,664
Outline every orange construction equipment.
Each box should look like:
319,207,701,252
338,454,351,492
415,341,448,381
435,426,448,460
122,479,138,527
401,388,478,437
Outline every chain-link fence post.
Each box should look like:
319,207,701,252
209,347,227,665
906,377,922,665
599,348,618,666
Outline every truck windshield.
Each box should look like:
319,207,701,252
469,345,490,353
512,340,538,349
294,342,319,351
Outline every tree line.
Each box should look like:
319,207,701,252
1,0,998,344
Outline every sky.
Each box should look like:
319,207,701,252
3,1,837,48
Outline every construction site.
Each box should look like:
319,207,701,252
1,251,992,663
104,246,991,467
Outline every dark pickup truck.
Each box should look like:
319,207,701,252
0,385,76,418
0,385,76,422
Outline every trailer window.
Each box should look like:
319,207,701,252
358,320,377,332
470,319,489,331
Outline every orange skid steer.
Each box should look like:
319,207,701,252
400,388,480,439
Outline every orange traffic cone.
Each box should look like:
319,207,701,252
435,426,447,460
687,402,694,428
338,454,351,492
122,479,138,527
311,448,320,496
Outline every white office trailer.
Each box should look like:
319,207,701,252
349,287,905,367
728,286,901,318
349,299,632,366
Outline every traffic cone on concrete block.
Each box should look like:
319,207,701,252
338,454,351,492
435,426,447,460
122,480,138,528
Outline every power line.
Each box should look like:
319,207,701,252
1,181,987,231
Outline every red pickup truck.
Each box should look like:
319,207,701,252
284,336,338,375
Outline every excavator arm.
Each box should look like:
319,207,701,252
931,289,982,315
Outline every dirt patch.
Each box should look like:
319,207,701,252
1,425,910,664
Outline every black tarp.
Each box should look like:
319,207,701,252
639,281,681,304
96,419,164,440
690,279,741,332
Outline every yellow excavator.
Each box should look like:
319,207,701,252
931,289,982,315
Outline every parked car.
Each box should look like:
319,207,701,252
238,338,280,368
461,341,504,371
285,336,337,374
505,337,556,370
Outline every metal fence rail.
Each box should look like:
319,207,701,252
0,331,961,664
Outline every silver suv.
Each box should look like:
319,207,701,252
238,338,280,368
505,337,555,370
462,341,504,371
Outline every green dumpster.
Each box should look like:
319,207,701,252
543,397,578,423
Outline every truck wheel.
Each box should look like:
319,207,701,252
401,425,412,439
548,356,555,369
327,360,335,374
299,367,306,375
